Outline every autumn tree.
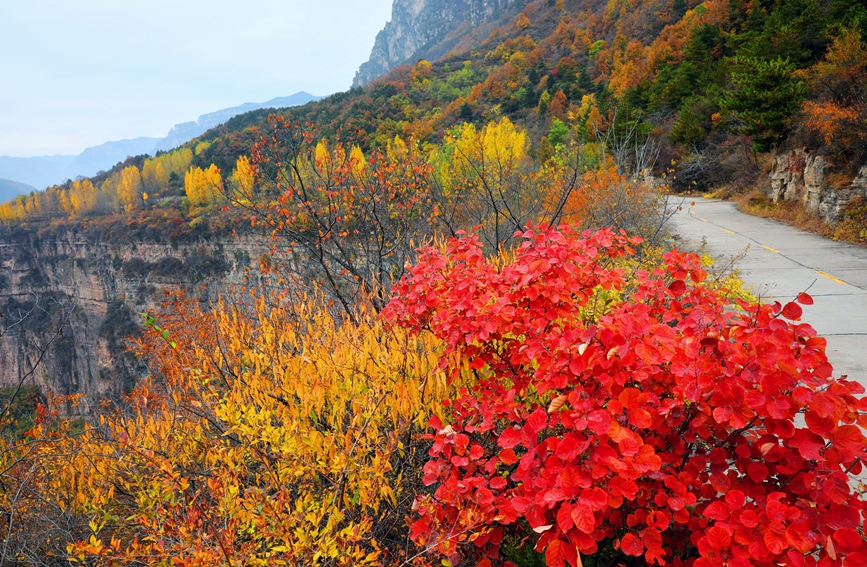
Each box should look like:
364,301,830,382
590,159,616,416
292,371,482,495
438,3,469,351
242,116,435,315
117,165,144,211
69,178,97,215
385,225,867,567
142,148,193,195
430,117,534,253
801,27,867,157
230,155,255,195
141,158,169,193
184,164,223,208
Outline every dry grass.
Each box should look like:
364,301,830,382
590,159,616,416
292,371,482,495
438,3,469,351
733,189,834,237
732,190,867,246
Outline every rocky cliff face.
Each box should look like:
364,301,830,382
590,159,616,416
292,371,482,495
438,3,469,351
353,0,527,87
769,149,867,223
0,225,266,414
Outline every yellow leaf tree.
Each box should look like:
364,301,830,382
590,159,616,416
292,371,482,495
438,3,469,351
64,290,454,566
117,165,144,211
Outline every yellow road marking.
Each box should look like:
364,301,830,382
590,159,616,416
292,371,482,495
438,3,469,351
699,217,709,222
816,270,848,285
721,228,735,234
759,244,780,254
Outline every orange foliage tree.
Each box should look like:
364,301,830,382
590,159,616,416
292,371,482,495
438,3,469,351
802,27,867,152
240,116,437,314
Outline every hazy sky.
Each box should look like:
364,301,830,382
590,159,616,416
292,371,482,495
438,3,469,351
0,0,394,157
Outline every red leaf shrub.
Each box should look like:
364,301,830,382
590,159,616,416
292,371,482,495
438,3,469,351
384,226,867,567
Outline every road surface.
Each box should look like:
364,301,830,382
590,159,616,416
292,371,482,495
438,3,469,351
670,198,867,388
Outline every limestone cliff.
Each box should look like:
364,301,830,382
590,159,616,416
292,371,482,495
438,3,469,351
0,224,266,414
769,149,867,223
353,0,527,87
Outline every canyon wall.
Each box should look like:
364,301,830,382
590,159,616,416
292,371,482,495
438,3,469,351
0,224,267,414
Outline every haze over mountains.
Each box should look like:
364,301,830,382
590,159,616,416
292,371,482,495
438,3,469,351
0,178,36,205
0,92,321,195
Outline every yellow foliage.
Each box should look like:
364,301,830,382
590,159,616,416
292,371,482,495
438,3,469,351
231,155,256,196
56,291,454,565
69,178,97,215
410,60,434,84
184,164,223,208
314,139,332,175
141,159,168,192
118,165,143,211
349,145,366,177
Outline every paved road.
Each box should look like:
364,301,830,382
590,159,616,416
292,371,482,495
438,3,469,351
670,198,867,388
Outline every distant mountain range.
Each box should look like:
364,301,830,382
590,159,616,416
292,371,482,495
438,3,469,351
0,178,36,204
0,92,321,195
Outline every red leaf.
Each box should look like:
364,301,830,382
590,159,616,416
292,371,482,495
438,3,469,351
621,533,644,556
571,504,595,534
811,393,840,418
628,408,653,429
796,292,814,305
834,528,864,552
703,501,730,521
764,525,788,555
556,436,583,461
824,504,860,529
668,280,687,296
710,472,731,492
619,388,643,409
587,410,612,435
823,473,852,505
525,408,549,437
725,490,746,509
618,436,640,457
454,434,470,455
798,440,824,460
781,302,803,320
511,496,531,514
476,487,495,507
805,410,836,435
739,509,759,528
541,488,567,508
499,428,523,449
579,487,609,511
767,398,791,419
500,448,519,465
748,462,769,483
832,425,865,452
705,525,732,551
556,503,574,533
545,538,575,567
410,517,430,541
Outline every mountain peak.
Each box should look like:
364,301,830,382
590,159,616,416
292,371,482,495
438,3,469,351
353,0,527,87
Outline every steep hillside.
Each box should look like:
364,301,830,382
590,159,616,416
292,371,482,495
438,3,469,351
353,0,528,86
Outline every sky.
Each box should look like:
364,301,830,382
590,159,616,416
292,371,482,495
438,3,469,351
0,0,394,157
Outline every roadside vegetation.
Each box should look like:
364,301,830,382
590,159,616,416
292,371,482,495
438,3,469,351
0,0,865,565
